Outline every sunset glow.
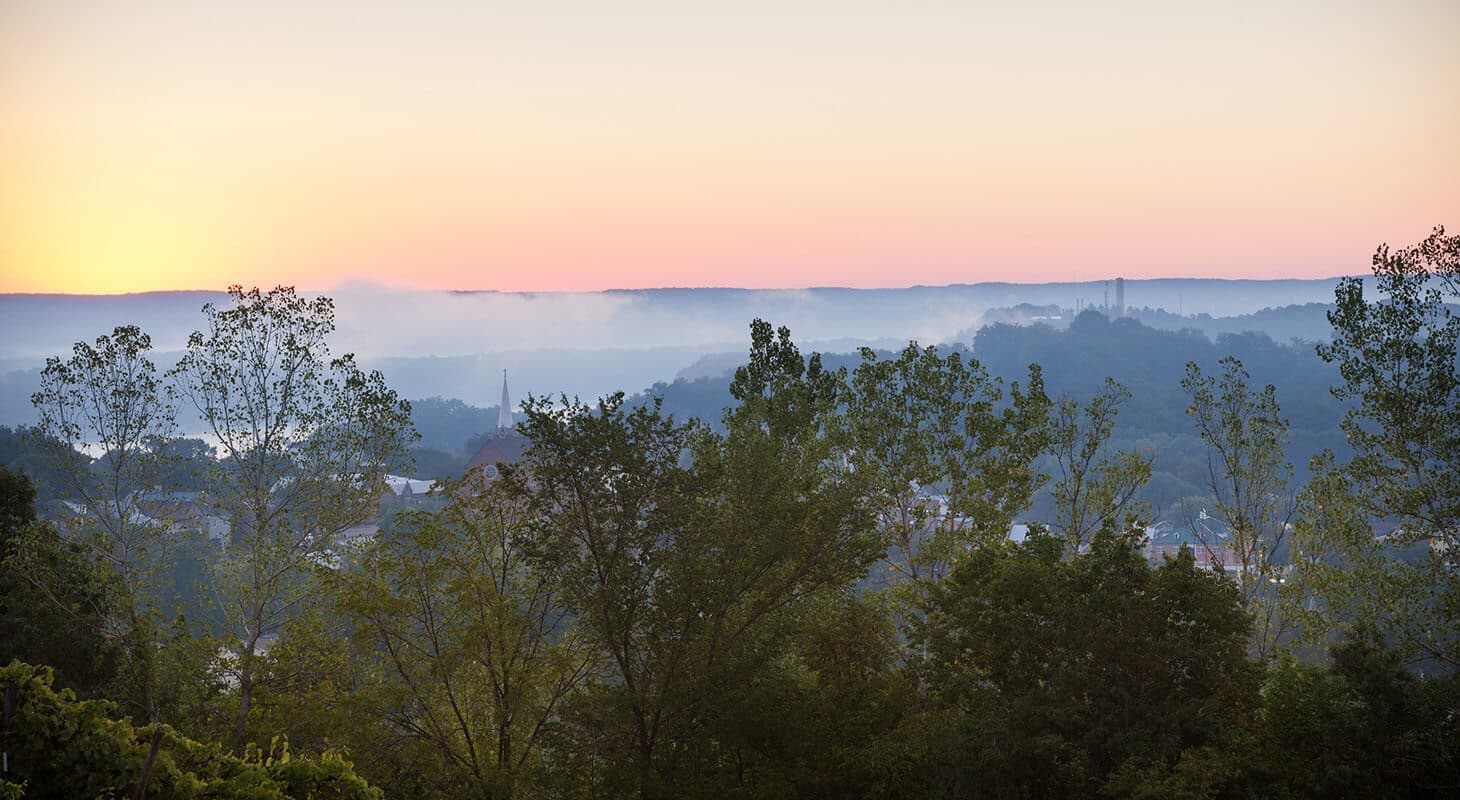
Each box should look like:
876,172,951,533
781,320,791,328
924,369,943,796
2,1,1457,293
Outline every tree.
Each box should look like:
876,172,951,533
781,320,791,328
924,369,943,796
1304,226,1460,668
1047,378,1153,555
0,467,117,695
843,342,1051,620
328,477,596,799
0,660,381,800
1182,356,1297,661
510,390,701,799
168,285,415,742
30,325,177,721
516,321,879,799
917,531,1259,797
148,436,219,492
0,464,34,534
1253,634,1460,798
665,592,914,799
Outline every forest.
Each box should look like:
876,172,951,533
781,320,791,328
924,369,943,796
2,228,1458,799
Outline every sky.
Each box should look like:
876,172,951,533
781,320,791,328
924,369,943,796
1,0,1457,294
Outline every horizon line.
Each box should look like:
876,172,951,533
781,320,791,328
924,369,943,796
0,273,1370,299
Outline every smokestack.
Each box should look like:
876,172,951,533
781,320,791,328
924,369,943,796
1115,277,1125,317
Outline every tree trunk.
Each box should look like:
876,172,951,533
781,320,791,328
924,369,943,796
637,747,655,800
141,646,159,725
233,633,258,743
124,597,160,724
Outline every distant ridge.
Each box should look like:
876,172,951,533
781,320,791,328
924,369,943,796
0,277,1367,427
4,276,1365,300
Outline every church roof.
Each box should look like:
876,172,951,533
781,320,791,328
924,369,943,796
466,431,529,473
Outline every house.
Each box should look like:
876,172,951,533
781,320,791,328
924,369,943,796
379,475,438,509
133,490,231,546
1142,518,1241,578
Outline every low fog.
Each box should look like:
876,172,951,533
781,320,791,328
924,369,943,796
0,277,1355,426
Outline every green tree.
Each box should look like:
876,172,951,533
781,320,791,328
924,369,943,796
30,324,178,721
1303,225,1460,667
0,467,117,695
1182,356,1297,660
686,592,916,799
0,464,34,533
843,342,1051,614
917,532,1259,798
1047,378,1153,555
328,477,596,799
168,285,415,742
510,390,701,799
1253,633,1460,798
147,437,219,492
517,321,879,799
0,426,103,524
0,660,381,799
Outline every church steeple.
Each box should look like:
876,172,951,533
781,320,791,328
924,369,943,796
497,370,513,431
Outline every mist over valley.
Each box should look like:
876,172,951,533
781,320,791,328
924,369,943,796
0,276,1356,429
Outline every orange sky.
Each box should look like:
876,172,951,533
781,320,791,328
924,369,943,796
1,1,1457,294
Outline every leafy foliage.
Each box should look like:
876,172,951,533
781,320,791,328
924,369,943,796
1047,378,1153,553
845,342,1051,585
0,660,380,799
1305,226,1460,668
325,479,595,798
916,532,1259,798
0,467,117,696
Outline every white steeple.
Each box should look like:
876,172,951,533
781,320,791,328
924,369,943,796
497,370,513,431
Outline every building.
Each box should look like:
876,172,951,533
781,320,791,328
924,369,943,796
379,475,438,509
133,489,231,546
1142,518,1241,579
466,370,530,481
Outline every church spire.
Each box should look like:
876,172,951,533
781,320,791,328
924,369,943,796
497,369,513,431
